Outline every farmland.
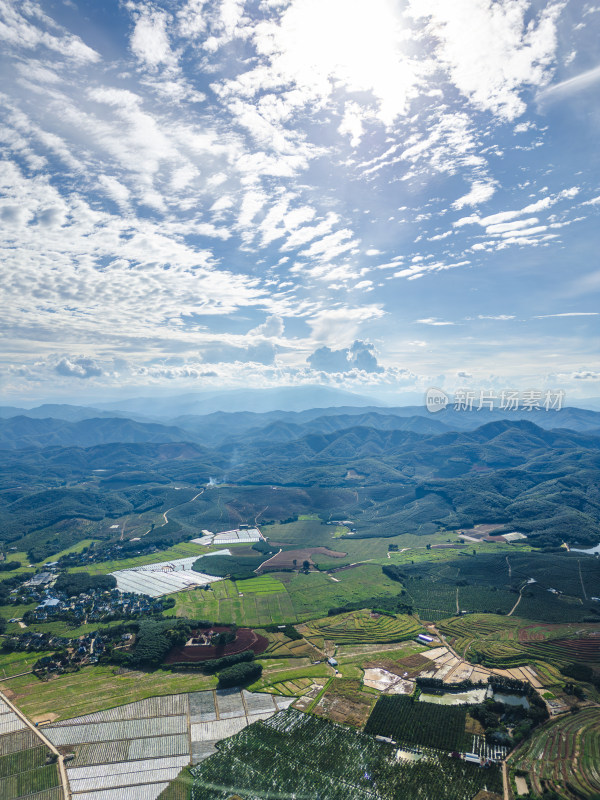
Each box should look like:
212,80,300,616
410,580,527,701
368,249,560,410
188,708,502,800
303,609,423,644
169,563,405,626
312,678,377,727
364,695,474,752
29,689,293,800
439,613,600,671
511,707,600,799
0,694,62,800
397,551,600,624
1,665,215,721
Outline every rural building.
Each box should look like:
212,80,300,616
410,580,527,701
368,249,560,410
327,657,338,667
36,598,60,612
417,634,434,643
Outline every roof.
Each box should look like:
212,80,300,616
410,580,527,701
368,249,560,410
37,598,60,608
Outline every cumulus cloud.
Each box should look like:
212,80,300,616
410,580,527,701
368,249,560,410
307,340,384,373
248,315,285,337
55,357,103,379
408,0,562,120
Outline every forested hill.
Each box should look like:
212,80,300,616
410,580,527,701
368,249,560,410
0,417,599,558
1,403,599,450
0,415,197,450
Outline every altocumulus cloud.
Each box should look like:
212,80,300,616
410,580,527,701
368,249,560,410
307,340,383,374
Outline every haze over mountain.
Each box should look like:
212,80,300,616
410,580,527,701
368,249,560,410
93,386,379,417
1,400,600,451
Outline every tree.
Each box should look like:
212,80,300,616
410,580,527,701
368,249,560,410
217,661,262,688
302,560,310,572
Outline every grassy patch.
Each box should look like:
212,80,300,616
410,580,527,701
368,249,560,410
4,664,216,721
0,650,55,679
41,539,98,563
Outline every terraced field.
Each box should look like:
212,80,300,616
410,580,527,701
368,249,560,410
439,613,600,673
511,707,600,799
304,610,422,644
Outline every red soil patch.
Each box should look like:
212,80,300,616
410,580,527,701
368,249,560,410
257,546,346,572
164,626,269,664
547,638,600,663
518,624,568,642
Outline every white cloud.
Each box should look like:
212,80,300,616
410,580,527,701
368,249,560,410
0,0,100,63
55,356,102,379
416,317,455,325
408,0,563,120
452,180,496,209
338,101,365,148
534,312,599,318
454,187,580,230
130,9,177,70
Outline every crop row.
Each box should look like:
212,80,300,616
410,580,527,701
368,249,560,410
307,611,421,643
73,734,190,767
0,728,39,756
364,695,472,753
189,708,501,800
0,745,47,778
45,715,187,746
70,782,170,800
512,707,600,799
0,763,59,798
50,694,189,727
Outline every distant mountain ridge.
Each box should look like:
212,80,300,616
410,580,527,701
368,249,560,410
1,402,600,450
0,416,195,450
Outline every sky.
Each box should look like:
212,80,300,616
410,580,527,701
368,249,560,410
0,0,599,406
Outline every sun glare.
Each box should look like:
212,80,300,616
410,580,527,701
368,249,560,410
269,0,417,123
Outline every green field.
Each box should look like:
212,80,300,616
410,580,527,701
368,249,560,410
170,577,296,626
188,708,502,800
0,650,55,679
0,739,60,800
2,664,217,721
41,539,98,563
169,563,407,626
511,707,600,799
281,563,404,620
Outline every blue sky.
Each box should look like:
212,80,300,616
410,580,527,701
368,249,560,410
0,0,599,405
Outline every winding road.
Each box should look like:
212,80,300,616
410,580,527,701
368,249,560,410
142,487,204,537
